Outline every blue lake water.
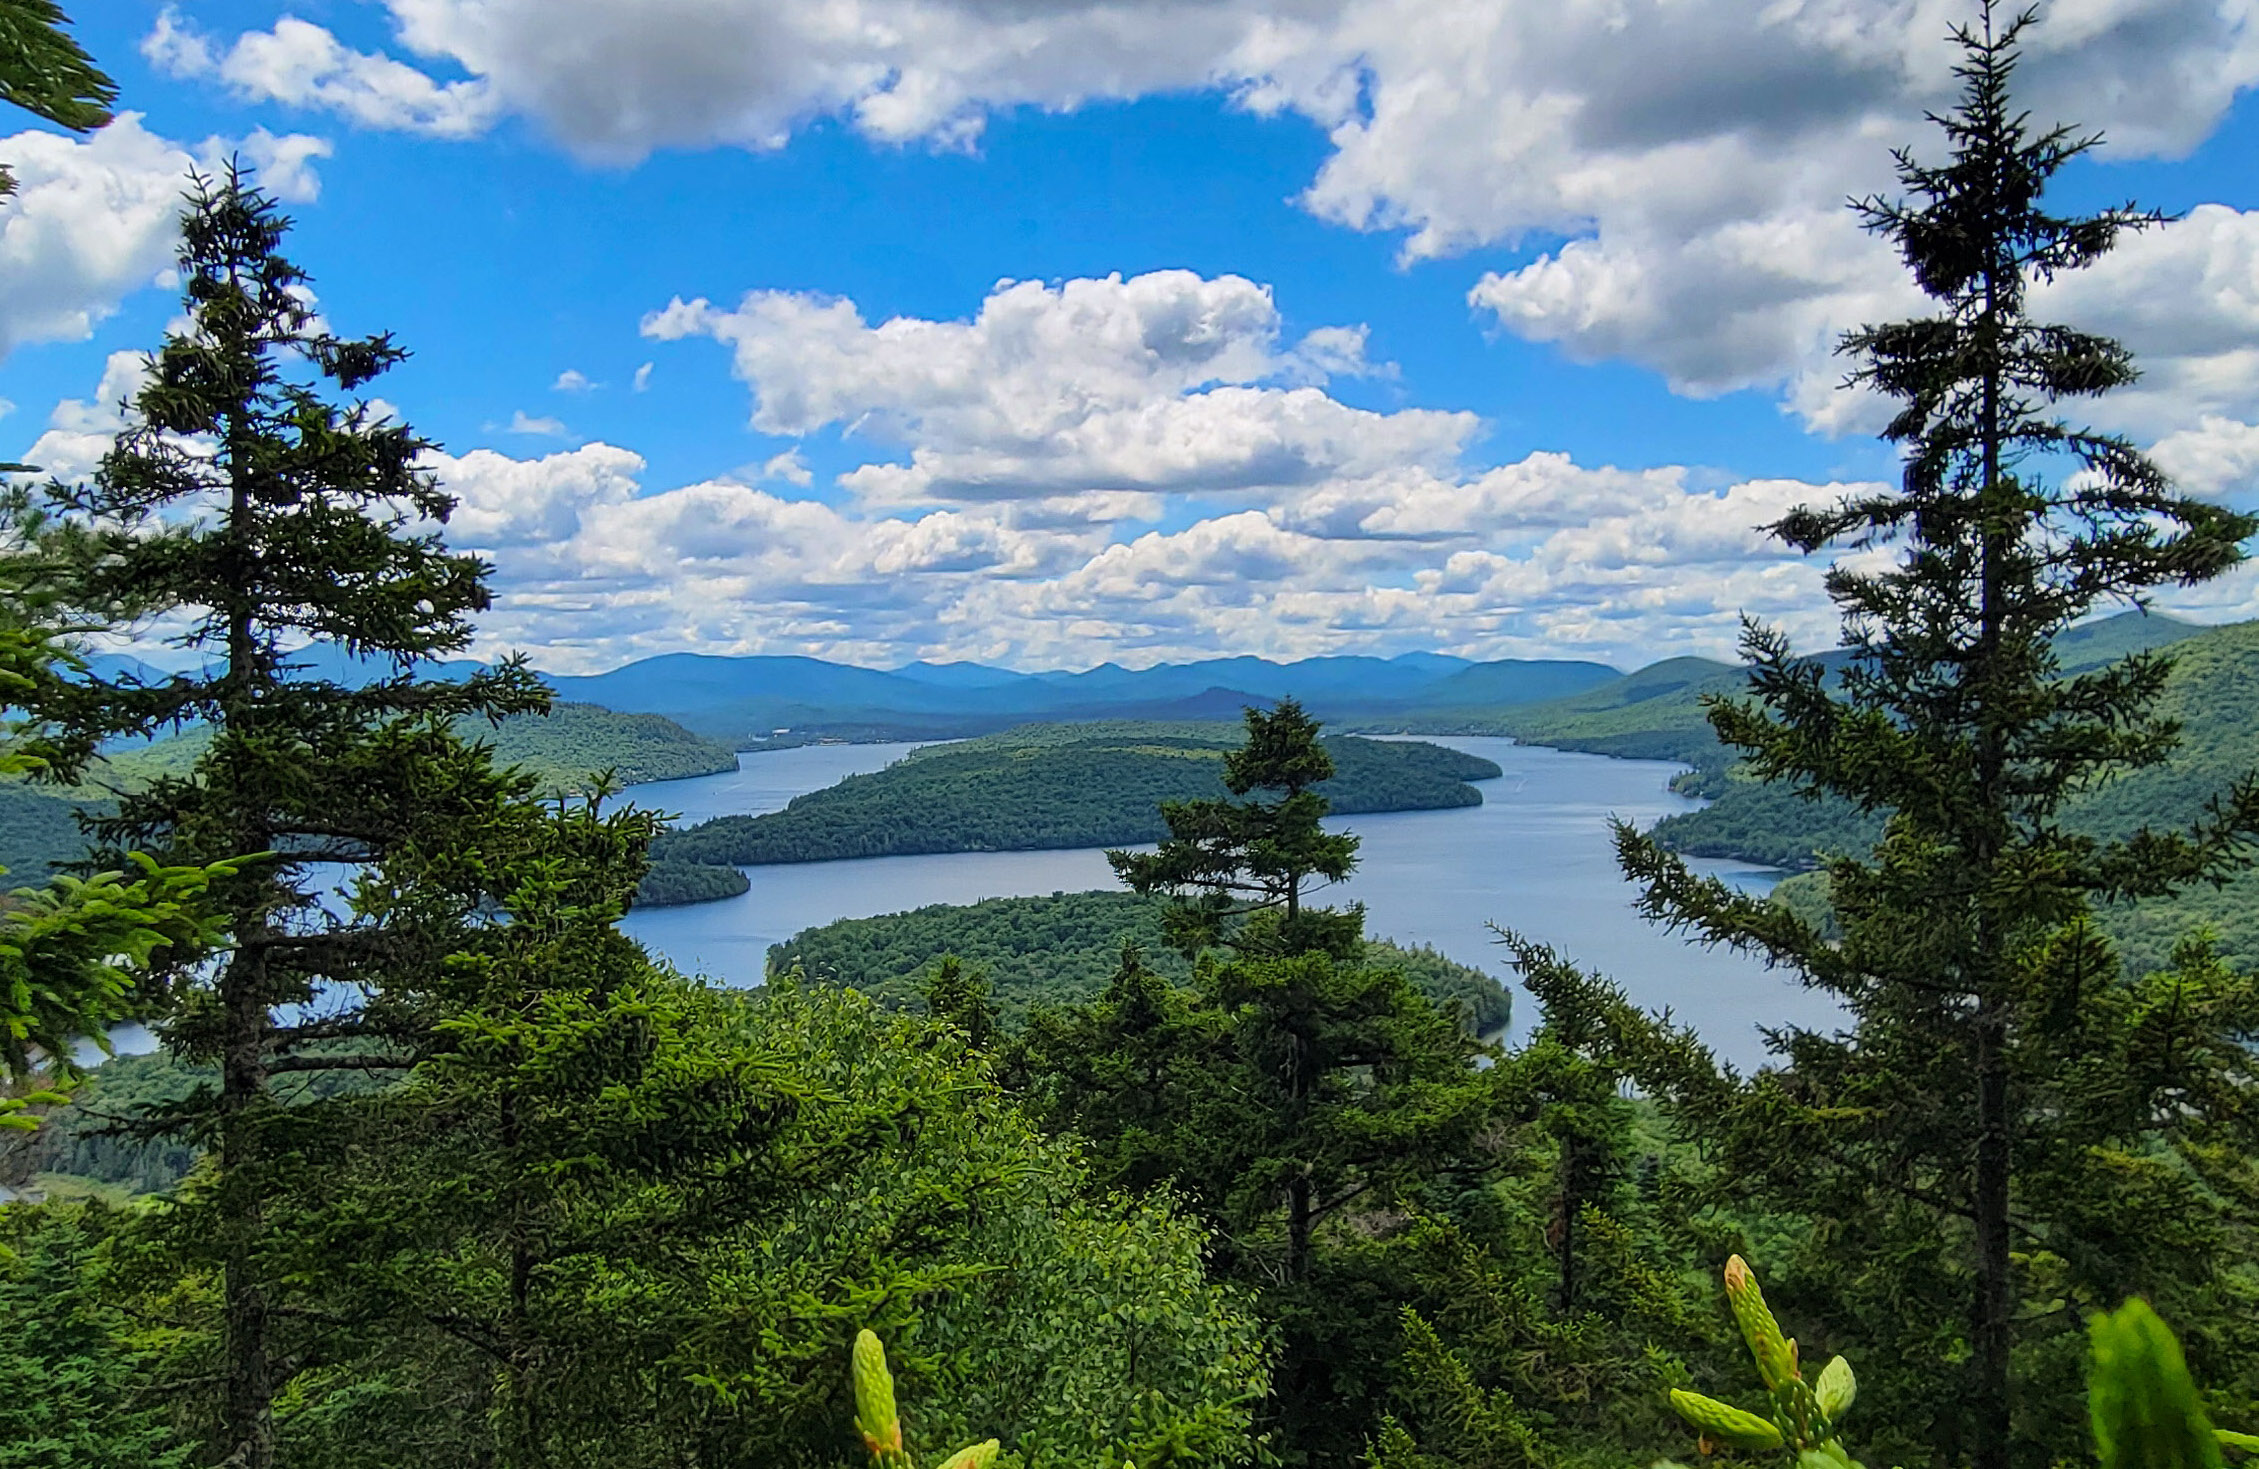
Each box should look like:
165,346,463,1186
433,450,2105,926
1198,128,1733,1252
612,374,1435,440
620,737,1841,1068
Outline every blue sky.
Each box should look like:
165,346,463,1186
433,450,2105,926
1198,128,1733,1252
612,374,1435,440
10,0,2259,672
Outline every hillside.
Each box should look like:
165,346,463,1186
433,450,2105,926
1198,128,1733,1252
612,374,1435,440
769,889,1512,1036
651,722,1502,867
1476,611,2204,775
1648,615,2259,975
1488,655,1744,765
0,703,738,883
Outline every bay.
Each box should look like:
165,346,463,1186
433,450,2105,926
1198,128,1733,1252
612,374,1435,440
621,737,1841,1067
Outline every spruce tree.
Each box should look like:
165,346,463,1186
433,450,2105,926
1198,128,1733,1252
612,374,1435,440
31,165,547,1469
1611,8,2259,1466
1108,697,1361,959
1045,703,1516,1463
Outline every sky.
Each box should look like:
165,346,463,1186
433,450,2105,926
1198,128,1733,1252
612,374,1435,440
9,0,2259,675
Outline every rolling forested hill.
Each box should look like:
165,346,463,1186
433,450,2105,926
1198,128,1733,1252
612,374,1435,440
651,722,1502,867
543,649,1621,743
0,703,738,882
1624,614,2259,975
1480,610,2204,777
768,889,1513,1036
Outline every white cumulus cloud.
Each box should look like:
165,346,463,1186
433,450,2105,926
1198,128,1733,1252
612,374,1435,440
0,117,195,360
146,8,500,139
643,270,1474,509
504,410,570,437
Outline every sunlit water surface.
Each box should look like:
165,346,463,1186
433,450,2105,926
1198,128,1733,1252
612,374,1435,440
620,737,1840,1068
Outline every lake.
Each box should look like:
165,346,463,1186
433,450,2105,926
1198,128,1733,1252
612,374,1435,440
620,737,1841,1067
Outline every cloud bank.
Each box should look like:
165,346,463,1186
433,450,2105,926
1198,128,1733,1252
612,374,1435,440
142,0,2259,439
29,258,2259,674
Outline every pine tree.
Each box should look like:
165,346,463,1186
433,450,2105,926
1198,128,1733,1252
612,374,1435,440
29,165,549,1469
1610,9,2259,1466
1108,697,1361,959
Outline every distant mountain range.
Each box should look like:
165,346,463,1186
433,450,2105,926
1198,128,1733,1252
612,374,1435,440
72,608,2208,751
535,650,1624,744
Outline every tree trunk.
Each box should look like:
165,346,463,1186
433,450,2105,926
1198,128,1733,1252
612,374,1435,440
219,949,274,1469
1969,281,2013,1469
218,419,275,1469
1973,992,2012,1469
1286,1168,1312,1284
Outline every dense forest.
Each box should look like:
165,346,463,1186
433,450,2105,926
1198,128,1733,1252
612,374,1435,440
653,722,1500,867
7,892,1508,1204
768,889,1514,1035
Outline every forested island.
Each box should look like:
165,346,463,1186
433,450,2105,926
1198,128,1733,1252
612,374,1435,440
769,889,1512,1035
650,721,1500,868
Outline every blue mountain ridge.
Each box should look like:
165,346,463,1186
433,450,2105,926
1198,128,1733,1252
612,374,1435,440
537,651,1623,743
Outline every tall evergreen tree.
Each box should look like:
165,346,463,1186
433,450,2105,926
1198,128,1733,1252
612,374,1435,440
1109,698,1361,959
1610,9,2259,1466
1033,706,1519,1463
30,165,548,1469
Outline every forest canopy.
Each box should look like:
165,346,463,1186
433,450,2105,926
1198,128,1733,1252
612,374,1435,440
768,888,1513,1036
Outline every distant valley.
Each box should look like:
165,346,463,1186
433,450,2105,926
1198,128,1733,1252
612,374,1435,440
19,608,2259,977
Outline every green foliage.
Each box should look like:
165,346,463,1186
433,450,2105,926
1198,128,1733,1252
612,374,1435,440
0,1,114,201
632,856,750,907
2090,1300,2223,1469
0,851,242,1092
0,704,734,887
1654,618,2259,932
1110,701,1368,958
1664,1257,1861,1469
917,955,999,1048
0,1204,199,1468
768,889,1511,1036
0,541,241,1093
22,164,563,1469
1507,924,2259,1469
850,1330,1000,1469
1013,941,1512,1464
1649,777,1885,871
1659,1287,2251,1469
1601,13,2259,1467
268,962,1269,1468
655,718,1496,868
